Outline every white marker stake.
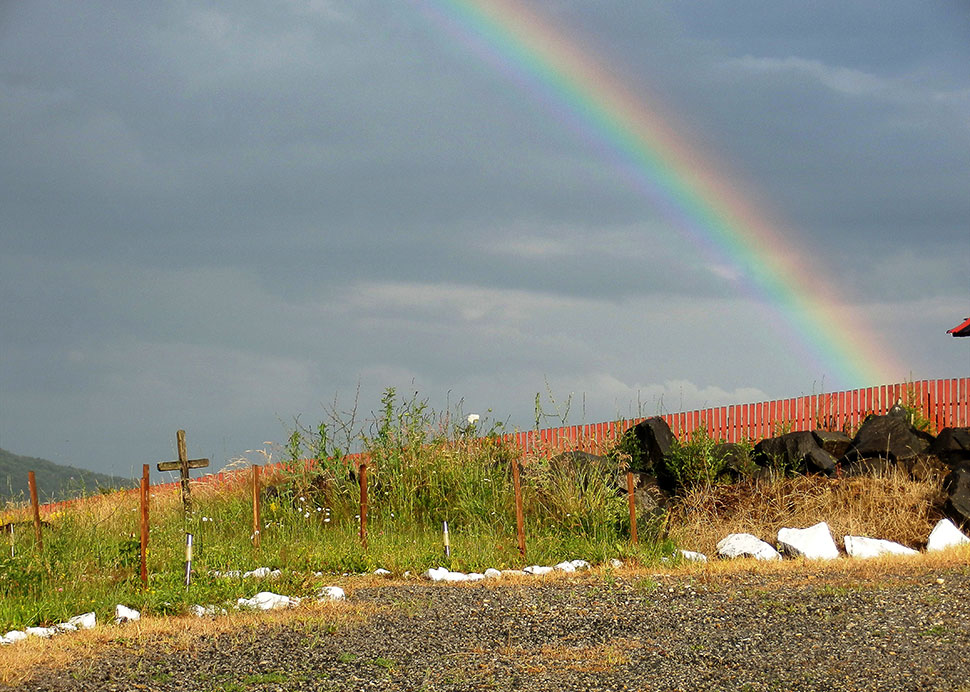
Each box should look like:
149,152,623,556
443,521,451,558
184,533,193,586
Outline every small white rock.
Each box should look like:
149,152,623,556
553,561,576,573
441,571,469,582
569,559,591,571
484,568,502,579
678,550,708,563
244,567,273,579
317,586,346,602
67,612,96,630
716,533,782,561
777,522,840,560
25,627,55,639
423,567,450,582
3,631,27,644
609,558,624,569
236,592,299,611
500,569,527,577
523,565,554,575
927,518,970,552
114,605,141,623
374,568,392,577
844,536,918,559
54,622,78,633
466,573,486,581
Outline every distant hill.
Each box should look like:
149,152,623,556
0,448,136,503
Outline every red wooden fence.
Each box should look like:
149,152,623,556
29,378,970,516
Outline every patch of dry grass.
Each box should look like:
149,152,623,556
667,466,947,556
0,600,375,687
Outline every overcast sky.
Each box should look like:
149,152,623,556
2,1,968,478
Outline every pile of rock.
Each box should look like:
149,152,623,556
616,410,970,527
693,517,970,562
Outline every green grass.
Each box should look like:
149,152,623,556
0,388,671,631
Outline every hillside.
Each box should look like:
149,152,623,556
0,447,135,503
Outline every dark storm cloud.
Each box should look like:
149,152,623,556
1,1,967,474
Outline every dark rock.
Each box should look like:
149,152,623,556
907,455,950,483
841,413,932,464
805,447,838,475
753,431,836,476
932,428,970,466
943,463,970,528
715,443,757,479
618,417,676,475
844,457,895,477
549,451,612,490
812,430,852,459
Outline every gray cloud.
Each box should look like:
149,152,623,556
1,1,967,475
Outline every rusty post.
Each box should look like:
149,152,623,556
28,471,42,551
359,462,368,549
626,470,638,545
252,465,261,549
512,459,526,557
140,464,149,587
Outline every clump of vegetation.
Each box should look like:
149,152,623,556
0,388,671,633
662,426,730,489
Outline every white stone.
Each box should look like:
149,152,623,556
26,627,55,638
317,586,345,602
843,535,918,559
237,592,300,610
3,631,27,644
423,566,450,582
716,533,782,561
114,605,141,623
523,565,554,575
55,622,78,633
678,550,708,563
927,518,970,552
609,558,624,569
466,573,486,581
777,522,840,560
500,569,527,577
484,568,502,579
244,567,273,579
67,612,96,630
441,571,469,582
554,561,576,572
569,559,591,571
374,568,392,576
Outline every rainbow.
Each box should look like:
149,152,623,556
410,0,907,388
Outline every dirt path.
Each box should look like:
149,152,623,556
5,565,970,691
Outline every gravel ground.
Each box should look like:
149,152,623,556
5,565,970,692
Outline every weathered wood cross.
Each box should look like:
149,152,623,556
157,430,209,516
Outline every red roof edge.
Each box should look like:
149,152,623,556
947,316,970,336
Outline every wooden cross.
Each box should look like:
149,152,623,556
157,430,209,516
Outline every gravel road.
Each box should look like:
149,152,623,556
6,565,970,692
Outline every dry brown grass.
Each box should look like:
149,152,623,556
667,466,947,556
0,600,376,687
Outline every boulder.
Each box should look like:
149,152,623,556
776,522,840,560
66,612,96,630
842,413,932,465
932,428,970,466
843,536,917,559
716,533,782,561
843,457,895,477
754,431,836,475
620,417,676,475
926,518,970,552
943,463,970,528
812,430,852,459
